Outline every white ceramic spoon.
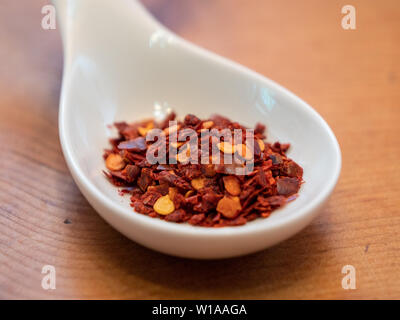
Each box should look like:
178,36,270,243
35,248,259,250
54,0,341,259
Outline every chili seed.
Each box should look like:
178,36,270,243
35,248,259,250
105,153,126,171
153,195,175,215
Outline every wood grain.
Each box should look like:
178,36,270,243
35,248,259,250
0,0,399,299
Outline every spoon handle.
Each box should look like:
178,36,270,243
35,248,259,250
51,0,69,45
52,0,160,48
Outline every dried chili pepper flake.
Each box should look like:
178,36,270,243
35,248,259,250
172,193,186,209
118,137,147,152
103,170,127,185
165,209,186,222
201,190,223,206
118,124,140,140
142,191,162,206
159,112,176,129
210,114,231,127
133,201,153,215
123,164,140,182
158,170,191,190
147,183,169,196
184,114,201,126
193,199,214,213
212,212,221,222
254,123,266,135
202,164,216,177
277,177,301,196
282,160,303,178
265,195,287,207
257,168,268,187
119,188,133,195
221,215,247,226
272,142,290,154
188,213,206,225
260,211,271,218
103,112,303,227
180,164,202,180
186,194,201,206
137,168,153,192
241,186,267,209
270,153,283,165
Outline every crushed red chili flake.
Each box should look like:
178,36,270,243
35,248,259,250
103,113,304,227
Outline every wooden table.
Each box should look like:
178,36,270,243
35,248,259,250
0,0,399,299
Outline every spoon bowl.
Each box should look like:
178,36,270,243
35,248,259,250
55,0,341,259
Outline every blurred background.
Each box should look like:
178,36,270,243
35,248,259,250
0,0,399,299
